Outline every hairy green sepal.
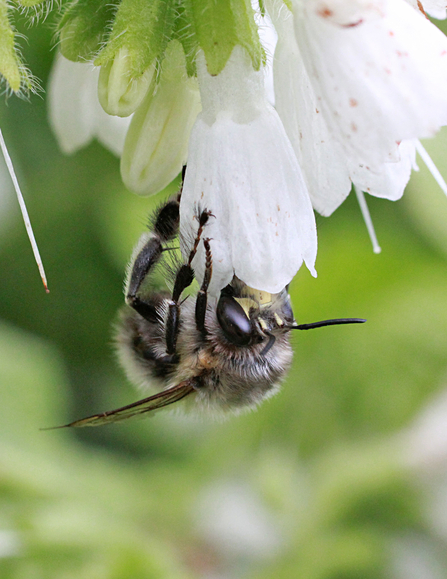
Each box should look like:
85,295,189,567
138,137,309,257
15,0,47,7
55,0,266,106
0,0,29,92
59,0,117,62
186,0,263,75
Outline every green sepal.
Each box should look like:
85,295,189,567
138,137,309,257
15,0,47,7
58,0,117,62
172,2,198,77
0,0,30,93
95,0,176,78
186,0,263,76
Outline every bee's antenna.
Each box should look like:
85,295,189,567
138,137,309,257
289,318,366,330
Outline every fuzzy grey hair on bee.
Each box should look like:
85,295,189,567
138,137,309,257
53,177,365,428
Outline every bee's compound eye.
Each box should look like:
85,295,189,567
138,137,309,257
217,295,252,346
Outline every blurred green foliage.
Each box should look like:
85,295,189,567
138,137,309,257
1,9,447,579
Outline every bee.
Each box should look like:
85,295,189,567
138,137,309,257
60,193,365,428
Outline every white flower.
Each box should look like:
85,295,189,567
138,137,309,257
267,1,417,216
47,53,131,157
180,46,317,295
120,41,201,196
292,0,447,170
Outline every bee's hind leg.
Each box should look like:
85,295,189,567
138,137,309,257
165,210,212,355
195,238,212,337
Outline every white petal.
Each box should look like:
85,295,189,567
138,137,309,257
406,0,447,18
252,0,278,106
269,2,352,216
350,140,417,201
422,0,447,18
305,0,386,26
293,0,447,167
180,48,317,295
47,53,131,157
47,53,98,154
95,112,131,157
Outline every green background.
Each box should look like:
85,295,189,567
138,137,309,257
1,9,447,579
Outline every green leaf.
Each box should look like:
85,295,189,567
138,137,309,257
186,0,263,75
58,0,117,62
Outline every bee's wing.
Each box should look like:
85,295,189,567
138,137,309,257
47,379,196,429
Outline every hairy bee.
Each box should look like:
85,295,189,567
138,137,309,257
61,192,364,427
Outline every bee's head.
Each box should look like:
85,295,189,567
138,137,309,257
216,278,366,355
215,282,294,355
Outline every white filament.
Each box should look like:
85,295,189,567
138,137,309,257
415,139,447,199
355,186,382,254
0,129,49,292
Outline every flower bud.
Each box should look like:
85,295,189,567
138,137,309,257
121,41,201,196
95,0,176,116
98,48,155,117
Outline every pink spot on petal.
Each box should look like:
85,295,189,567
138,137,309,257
342,19,363,28
349,98,358,107
317,7,333,18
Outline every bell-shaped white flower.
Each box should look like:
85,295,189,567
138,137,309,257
47,53,131,157
268,1,416,216
292,0,447,169
180,46,317,296
120,41,201,196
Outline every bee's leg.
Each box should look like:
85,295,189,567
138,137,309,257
195,238,212,337
165,210,211,355
176,165,187,203
125,199,180,323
